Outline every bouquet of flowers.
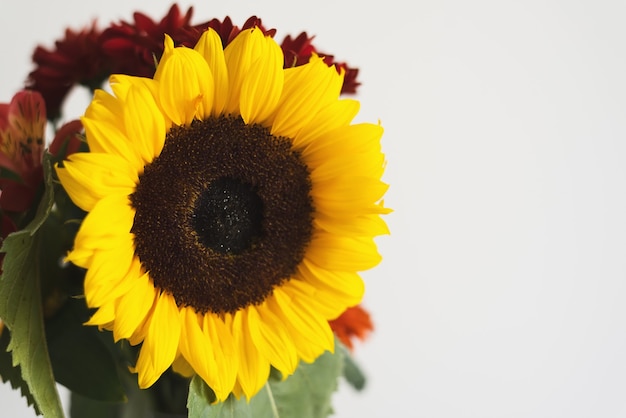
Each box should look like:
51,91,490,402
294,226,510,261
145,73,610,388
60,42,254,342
0,4,389,417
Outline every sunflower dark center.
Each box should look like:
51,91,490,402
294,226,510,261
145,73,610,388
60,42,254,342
130,116,313,315
192,177,263,254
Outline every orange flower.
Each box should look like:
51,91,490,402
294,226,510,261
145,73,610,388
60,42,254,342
329,305,374,350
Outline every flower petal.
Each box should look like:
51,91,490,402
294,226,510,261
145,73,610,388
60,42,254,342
238,33,283,124
292,99,360,149
270,56,343,139
134,291,181,388
194,28,228,117
296,259,365,308
56,152,137,212
83,240,135,307
247,303,298,377
230,310,270,399
202,314,238,401
306,234,382,271
154,35,212,126
223,28,270,116
269,287,334,363
123,83,166,165
112,270,156,342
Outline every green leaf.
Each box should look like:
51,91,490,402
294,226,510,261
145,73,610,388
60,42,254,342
188,345,344,418
0,329,39,414
46,298,126,402
69,365,151,418
338,343,366,391
188,377,251,418
0,154,65,417
0,166,23,184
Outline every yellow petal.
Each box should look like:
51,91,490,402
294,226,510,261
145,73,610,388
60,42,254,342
302,123,383,167
296,259,365,307
268,288,333,363
313,212,390,237
84,302,115,329
134,291,181,388
194,29,228,116
292,99,360,149
306,234,382,271
81,117,143,174
83,240,135,308
123,83,166,165
311,177,389,215
247,303,298,377
179,308,217,393
84,89,124,127
309,146,384,183
238,34,283,124
283,279,345,320
56,153,137,212
230,310,270,399
172,353,195,377
202,314,238,401
154,35,212,125
223,28,267,115
113,271,156,342
270,56,343,139
73,194,135,252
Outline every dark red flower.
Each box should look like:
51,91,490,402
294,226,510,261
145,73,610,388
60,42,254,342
182,15,276,48
329,305,374,350
27,23,107,121
99,4,194,77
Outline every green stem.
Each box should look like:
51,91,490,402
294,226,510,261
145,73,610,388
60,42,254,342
264,382,280,418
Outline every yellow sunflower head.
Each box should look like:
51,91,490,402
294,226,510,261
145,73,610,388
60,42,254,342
56,27,389,401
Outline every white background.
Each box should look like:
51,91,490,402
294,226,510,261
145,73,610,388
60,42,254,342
2,0,626,417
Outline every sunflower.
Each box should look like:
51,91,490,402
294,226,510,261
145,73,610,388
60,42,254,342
56,27,388,401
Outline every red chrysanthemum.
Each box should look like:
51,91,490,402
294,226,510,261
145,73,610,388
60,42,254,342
26,23,107,121
329,305,374,350
99,4,194,77
179,15,276,48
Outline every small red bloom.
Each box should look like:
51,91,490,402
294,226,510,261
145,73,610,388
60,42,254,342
27,23,106,121
0,91,46,212
48,120,83,159
329,305,374,350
